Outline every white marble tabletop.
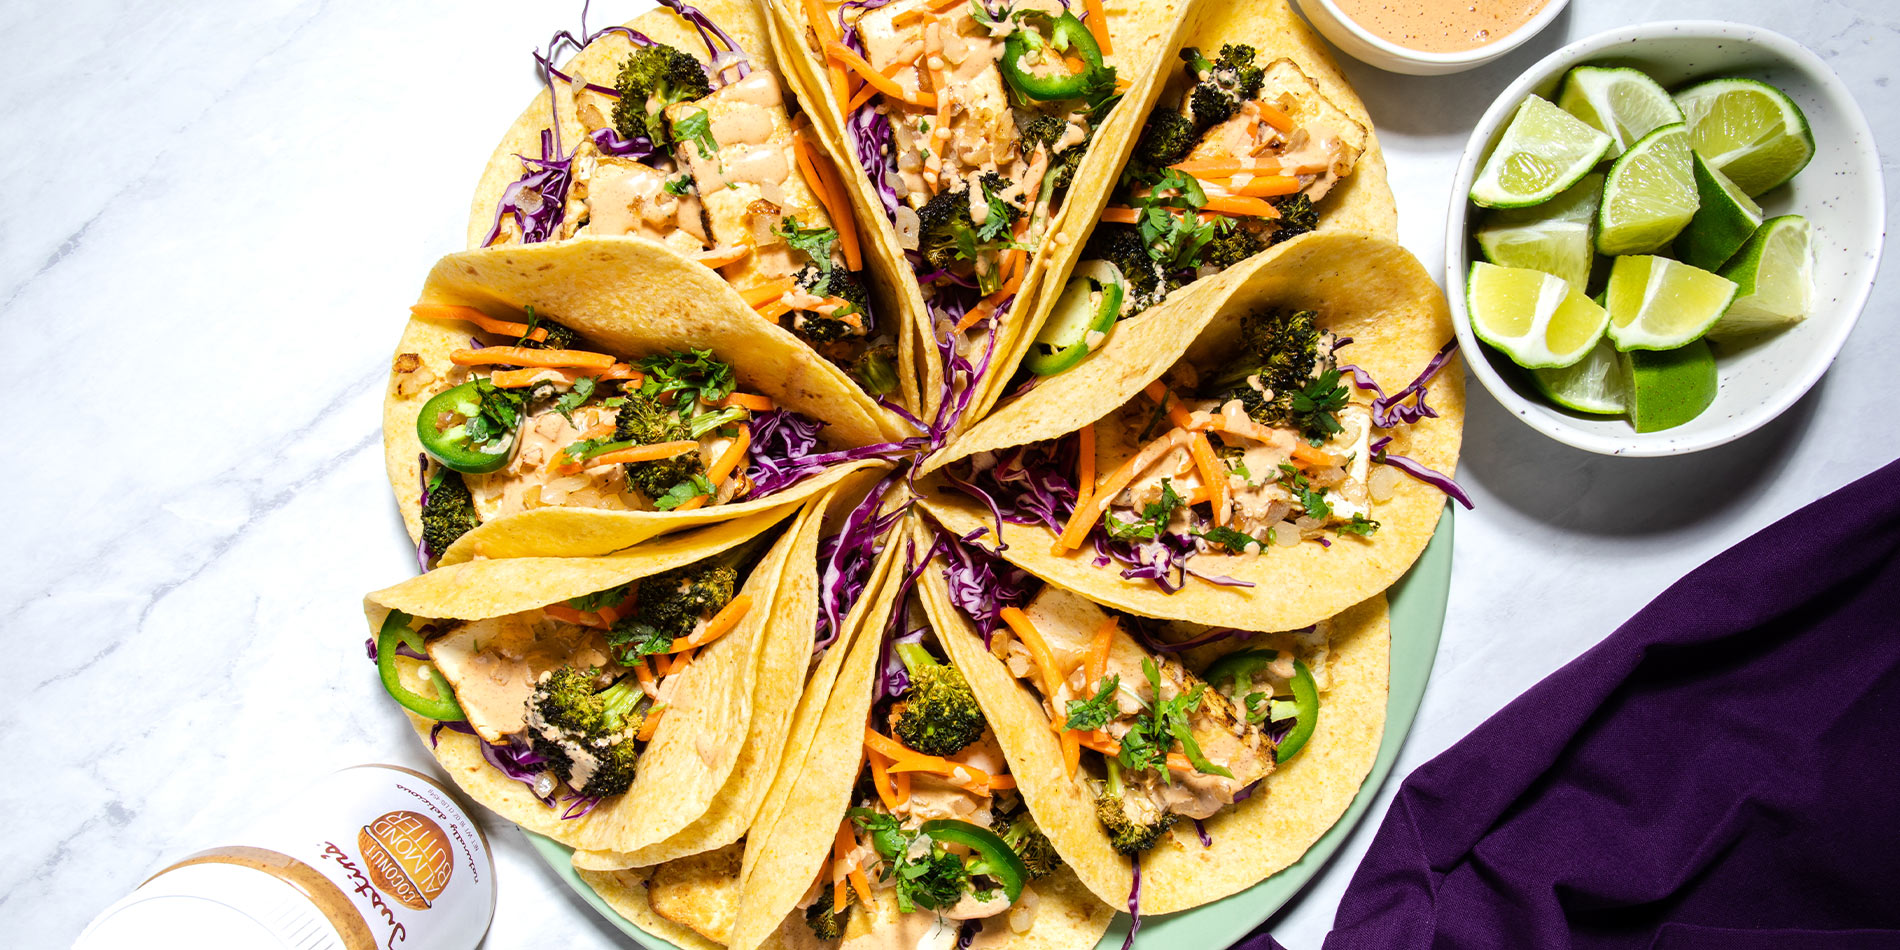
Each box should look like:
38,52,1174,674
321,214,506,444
5,0,1894,947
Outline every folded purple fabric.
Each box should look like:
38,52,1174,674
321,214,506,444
1238,458,1900,950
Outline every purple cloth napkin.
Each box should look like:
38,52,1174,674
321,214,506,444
1237,459,1900,950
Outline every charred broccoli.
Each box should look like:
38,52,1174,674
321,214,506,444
517,309,580,350
607,562,739,661
1181,44,1265,130
1096,761,1178,856
1133,109,1199,168
994,810,1061,880
420,469,480,560
804,885,854,940
1082,224,1171,314
1202,221,1265,271
614,393,706,501
525,666,647,798
611,44,713,146
852,344,899,396
1268,193,1318,246
1019,115,1088,191
791,264,872,343
916,173,1021,276
1017,113,1066,150
889,643,986,756
1199,307,1341,434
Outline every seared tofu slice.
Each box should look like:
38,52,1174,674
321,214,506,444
665,69,833,287
647,842,745,944
426,612,618,743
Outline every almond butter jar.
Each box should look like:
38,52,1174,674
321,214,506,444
77,765,495,950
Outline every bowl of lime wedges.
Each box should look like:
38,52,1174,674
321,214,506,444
1445,21,1883,457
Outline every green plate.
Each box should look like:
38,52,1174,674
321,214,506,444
525,507,1455,947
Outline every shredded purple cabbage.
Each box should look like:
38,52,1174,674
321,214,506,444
956,920,981,949
936,530,1037,648
813,467,914,653
1233,778,1263,802
1370,436,1473,509
1193,818,1212,847
430,722,557,807
658,0,751,83
483,130,576,247
560,794,601,820
923,298,1007,450
416,454,434,570
365,634,431,662
746,409,926,499
842,29,901,221
1123,856,1142,950
588,126,656,159
1341,338,1459,429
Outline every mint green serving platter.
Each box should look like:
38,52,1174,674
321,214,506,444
525,508,1454,947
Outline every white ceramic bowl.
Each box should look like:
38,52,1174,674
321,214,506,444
1445,21,1884,457
1293,0,1570,75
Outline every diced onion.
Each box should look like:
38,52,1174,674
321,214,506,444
1368,465,1400,502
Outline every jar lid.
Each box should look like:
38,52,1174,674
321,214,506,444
76,862,347,950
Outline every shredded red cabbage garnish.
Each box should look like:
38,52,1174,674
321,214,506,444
1123,856,1142,950
560,793,601,820
588,126,656,159
1340,338,1459,429
416,454,434,570
936,529,1038,648
875,536,940,700
1370,436,1473,509
956,920,981,949
431,722,557,807
658,0,751,83
1233,778,1263,802
484,130,576,247
1193,818,1212,847
814,466,914,653
747,409,927,499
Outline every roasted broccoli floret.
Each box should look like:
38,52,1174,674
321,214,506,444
606,562,739,662
1198,307,1331,429
611,44,713,146
791,264,873,344
803,885,855,941
1017,113,1067,150
889,643,986,756
1268,193,1318,246
1018,115,1088,191
1096,761,1178,856
525,666,647,798
852,344,899,396
1180,44,1265,130
1202,221,1265,271
1133,110,1199,168
916,173,1021,274
517,313,580,350
1082,224,1171,314
995,810,1061,880
420,469,480,560
614,393,706,501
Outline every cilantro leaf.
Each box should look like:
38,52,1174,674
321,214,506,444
654,474,715,511
605,620,676,659
774,216,840,271
1337,513,1380,536
550,375,597,423
671,109,718,157
1278,464,1331,522
1062,674,1121,732
1290,369,1349,439
1102,479,1185,541
566,582,633,612
663,174,693,195
1193,524,1258,554
638,348,736,407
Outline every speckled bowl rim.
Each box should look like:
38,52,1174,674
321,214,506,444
1308,0,1572,69
1444,20,1885,457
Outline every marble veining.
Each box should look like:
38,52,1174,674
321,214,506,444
2,1,1893,948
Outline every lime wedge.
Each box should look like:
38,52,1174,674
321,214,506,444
1556,65,1684,159
1711,215,1813,338
1597,123,1698,255
1629,339,1718,432
1471,95,1613,209
1467,262,1609,368
1604,254,1738,351
1531,337,1629,415
1476,172,1601,290
1675,153,1763,270
1674,78,1815,196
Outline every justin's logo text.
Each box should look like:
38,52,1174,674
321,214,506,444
357,810,454,910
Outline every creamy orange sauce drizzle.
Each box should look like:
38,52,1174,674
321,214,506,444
1331,0,1549,53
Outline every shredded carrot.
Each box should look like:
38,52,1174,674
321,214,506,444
694,245,752,269
716,392,775,412
410,304,549,342
706,425,752,487
1100,207,1140,224
1086,617,1116,686
999,607,1063,700
663,647,697,677
1054,443,1150,552
928,0,964,12
1232,175,1301,199
868,750,902,810
637,704,666,741
1185,485,1212,505
1171,158,1293,177
671,495,709,512
742,278,795,308
1076,423,1096,513
451,347,615,371
1078,730,1195,773
1189,431,1228,526
804,0,851,111
1063,54,1087,75
543,604,607,628
792,131,840,220
631,658,659,697
490,364,640,389
802,134,864,270
845,79,879,114
1202,195,1283,217
832,820,853,911
953,272,1026,333
1142,380,1198,431
1082,0,1113,54
863,728,926,763
827,44,936,107
666,593,753,653
1255,102,1296,133
756,300,793,322
1061,727,1081,779
1291,442,1343,468
847,865,874,906
894,8,928,25
582,441,700,469
893,770,911,806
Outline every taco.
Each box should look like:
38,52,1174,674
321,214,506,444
386,239,910,567
361,502,825,858
1006,0,1396,387
914,527,1389,914
762,0,1199,431
719,529,1114,950
919,231,1464,633
468,0,915,406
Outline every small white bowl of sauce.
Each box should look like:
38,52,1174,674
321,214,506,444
1293,0,1570,75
